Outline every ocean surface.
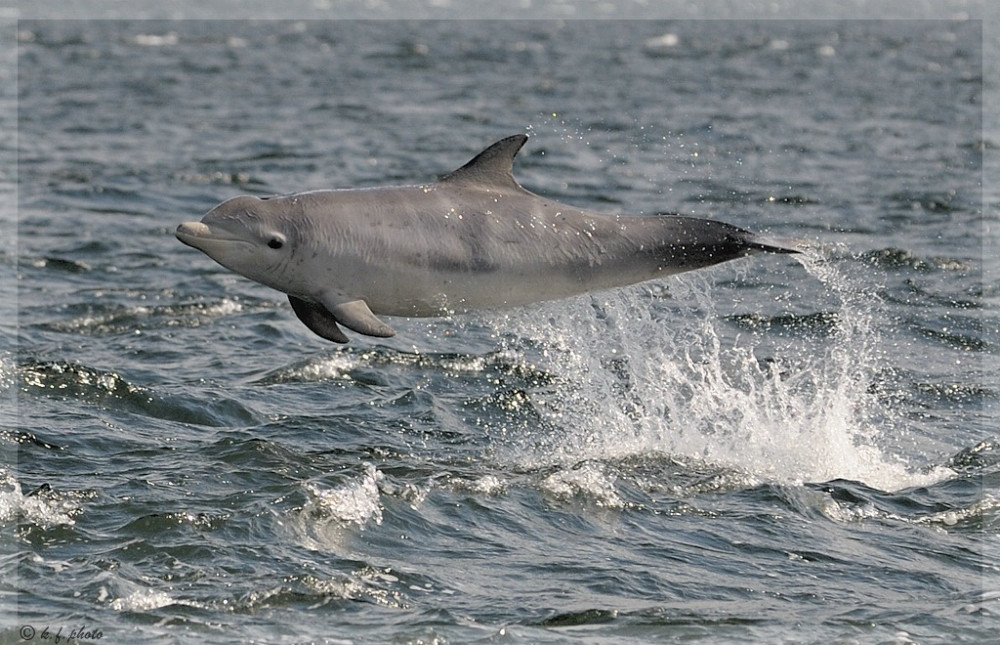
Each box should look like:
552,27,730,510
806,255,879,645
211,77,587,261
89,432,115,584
4,19,998,644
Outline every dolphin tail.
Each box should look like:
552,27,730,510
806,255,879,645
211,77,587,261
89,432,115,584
744,235,802,255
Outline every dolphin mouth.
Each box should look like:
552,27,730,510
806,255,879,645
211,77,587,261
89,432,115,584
175,221,247,250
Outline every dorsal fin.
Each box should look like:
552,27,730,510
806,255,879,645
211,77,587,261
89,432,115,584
439,134,528,190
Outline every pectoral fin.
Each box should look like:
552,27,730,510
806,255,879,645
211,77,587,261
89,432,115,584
288,295,349,343
326,299,396,338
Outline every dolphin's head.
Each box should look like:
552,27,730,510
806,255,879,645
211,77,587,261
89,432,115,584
176,195,302,293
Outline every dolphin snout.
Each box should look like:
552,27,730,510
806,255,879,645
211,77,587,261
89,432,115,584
175,221,211,241
175,220,252,258
175,221,225,253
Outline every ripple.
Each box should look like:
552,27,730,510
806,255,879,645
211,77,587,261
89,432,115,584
726,311,840,336
859,247,973,272
43,298,248,336
254,346,550,386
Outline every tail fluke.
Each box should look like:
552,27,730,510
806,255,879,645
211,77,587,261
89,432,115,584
744,236,802,255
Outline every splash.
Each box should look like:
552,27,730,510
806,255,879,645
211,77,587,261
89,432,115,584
301,465,384,527
283,465,384,553
486,248,951,492
0,470,81,529
541,462,625,508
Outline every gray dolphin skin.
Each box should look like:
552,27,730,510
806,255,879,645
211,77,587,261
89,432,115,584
176,134,799,343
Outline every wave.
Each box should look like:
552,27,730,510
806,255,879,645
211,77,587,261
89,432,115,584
39,298,249,337
253,346,551,386
18,359,254,427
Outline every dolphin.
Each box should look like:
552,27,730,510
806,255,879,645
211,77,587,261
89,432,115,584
176,134,798,343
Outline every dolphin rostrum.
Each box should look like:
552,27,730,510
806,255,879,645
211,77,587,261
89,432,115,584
176,134,798,343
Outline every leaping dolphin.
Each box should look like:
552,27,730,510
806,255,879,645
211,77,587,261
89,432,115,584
176,134,798,343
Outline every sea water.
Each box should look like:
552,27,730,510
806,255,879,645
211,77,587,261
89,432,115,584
3,18,996,644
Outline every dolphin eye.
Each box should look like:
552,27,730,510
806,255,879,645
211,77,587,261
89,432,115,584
267,237,284,250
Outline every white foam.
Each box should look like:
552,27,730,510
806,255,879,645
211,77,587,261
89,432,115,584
198,298,244,317
282,465,385,553
109,589,175,612
463,474,506,495
289,354,362,382
0,351,15,391
304,570,410,609
0,470,79,529
128,33,179,47
541,462,624,508
644,32,680,50
303,465,383,526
